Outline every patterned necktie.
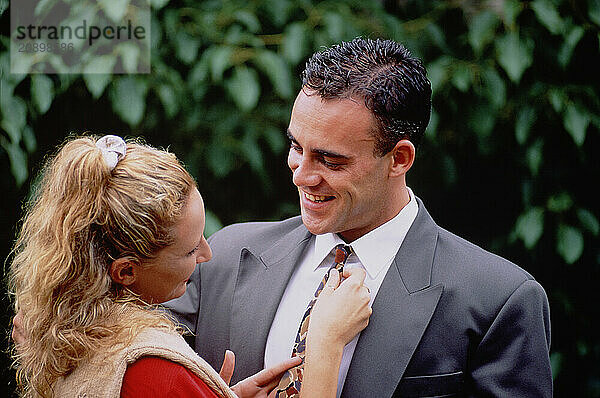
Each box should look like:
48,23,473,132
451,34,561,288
275,244,353,397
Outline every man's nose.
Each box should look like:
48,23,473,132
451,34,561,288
289,152,321,187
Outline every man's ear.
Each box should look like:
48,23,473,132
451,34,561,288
109,257,138,286
388,139,415,177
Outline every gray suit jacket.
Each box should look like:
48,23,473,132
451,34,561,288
167,198,552,397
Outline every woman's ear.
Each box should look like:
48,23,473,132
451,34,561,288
109,257,138,286
388,139,415,177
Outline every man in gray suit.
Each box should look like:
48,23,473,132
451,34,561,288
168,38,552,397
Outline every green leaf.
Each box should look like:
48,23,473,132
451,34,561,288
323,12,345,42
117,42,141,74
252,50,293,99
550,352,563,380
577,209,599,236
481,67,506,109
468,10,500,55
515,206,544,249
531,0,565,34
451,65,472,92
427,56,452,93
526,138,543,176
207,142,235,178
225,66,260,112
496,32,534,83
174,31,200,65
547,192,573,213
282,22,308,64
242,132,264,173
502,0,522,27
157,84,179,118
10,52,36,75
208,46,233,82
557,224,584,264
262,0,292,27
468,105,495,146
0,138,28,187
588,0,600,25
188,57,209,86
109,77,148,126
223,25,246,46
0,96,27,137
22,125,37,153
83,56,117,98
425,109,439,140
558,25,584,68
515,106,536,145
263,126,286,154
548,88,566,113
84,74,112,99
31,74,54,114
99,0,130,23
151,14,162,49
0,0,8,17
426,23,449,51
233,10,261,33
563,103,590,146
83,55,117,74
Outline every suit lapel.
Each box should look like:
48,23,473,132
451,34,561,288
342,198,443,397
229,223,312,379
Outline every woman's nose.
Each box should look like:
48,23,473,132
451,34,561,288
196,238,212,263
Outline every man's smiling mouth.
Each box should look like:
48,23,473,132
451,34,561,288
304,192,335,203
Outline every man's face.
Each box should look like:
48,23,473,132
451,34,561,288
287,90,398,242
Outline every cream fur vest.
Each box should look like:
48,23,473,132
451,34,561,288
52,328,238,398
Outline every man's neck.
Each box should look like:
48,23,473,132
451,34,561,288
339,186,412,243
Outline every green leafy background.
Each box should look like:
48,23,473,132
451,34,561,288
1,0,598,395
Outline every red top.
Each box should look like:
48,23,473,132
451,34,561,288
121,356,221,397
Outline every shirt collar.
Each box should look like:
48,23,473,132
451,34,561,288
312,187,419,279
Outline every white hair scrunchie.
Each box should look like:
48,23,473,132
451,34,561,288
96,135,127,170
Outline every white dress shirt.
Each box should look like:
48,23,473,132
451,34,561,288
265,188,418,397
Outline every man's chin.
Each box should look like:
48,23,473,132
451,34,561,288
300,213,334,236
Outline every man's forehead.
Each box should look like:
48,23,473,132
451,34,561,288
287,128,374,144
295,89,366,109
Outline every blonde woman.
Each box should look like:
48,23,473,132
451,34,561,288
8,135,371,398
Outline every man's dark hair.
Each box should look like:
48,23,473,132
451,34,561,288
301,37,432,155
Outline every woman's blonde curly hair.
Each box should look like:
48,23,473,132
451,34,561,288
8,135,197,397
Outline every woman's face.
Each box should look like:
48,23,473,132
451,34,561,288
130,188,212,303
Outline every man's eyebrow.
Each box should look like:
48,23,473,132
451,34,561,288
286,130,349,159
314,148,349,159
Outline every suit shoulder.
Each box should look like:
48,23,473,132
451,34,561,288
433,227,549,333
435,227,535,292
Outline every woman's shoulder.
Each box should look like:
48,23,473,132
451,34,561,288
121,356,220,397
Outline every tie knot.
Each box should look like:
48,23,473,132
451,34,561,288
334,245,352,264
